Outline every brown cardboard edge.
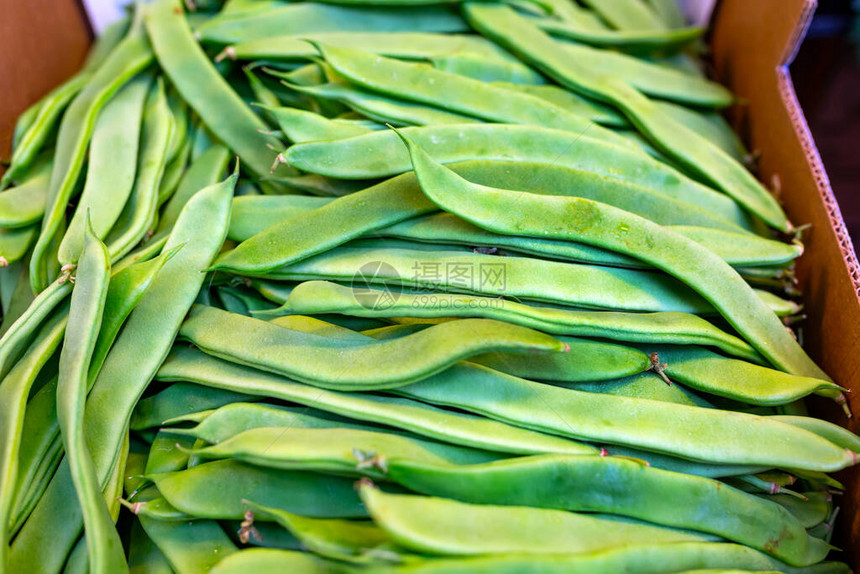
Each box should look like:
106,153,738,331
711,0,860,563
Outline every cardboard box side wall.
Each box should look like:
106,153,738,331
1,0,858,567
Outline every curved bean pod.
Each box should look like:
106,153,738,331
495,82,625,126
29,13,154,291
577,0,666,30
244,501,393,564
55,225,126,574
650,345,843,405
279,125,754,230
267,244,797,315
145,0,282,177
383,454,827,566
464,4,789,231
196,4,468,45
556,41,733,108
157,346,598,456
0,158,51,228
225,32,508,62
431,53,545,85
771,415,860,454
150,459,366,519
536,19,704,55
0,309,68,563
58,74,151,264
179,304,567,390
275,280,762,362
138,515,238,573
397,130,830,380
286,81,483,128
187,426,500,477
395,363,857,470
104,80,174,263
264,105,374,143
358,483,712,556
167,402,375,444
8,174,237,573
0,226,37,266
0,75,90,191
313,43,628,145
472,336,650,382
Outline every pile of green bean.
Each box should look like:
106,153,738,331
1,0,858,572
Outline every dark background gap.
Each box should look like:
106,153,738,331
792,0,860,241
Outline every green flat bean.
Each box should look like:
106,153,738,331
0,158,51,228
771,415,860,453
267,243,797,315
145,0,282,177
286,81,483,127
215,163,754,277
90,243,182,382
766,492,831,529
431,53,545,85
128,519,173,574
359,483,711,556
11,377,61,535
378,214,798,269
536,18,703,55
578,0,666,30
473,336,651,382
157,346,598,456
196,3,468,45
104,80,174,263
560,43,734,108
394,362,856,471
0,308,68,562
154,144,231,240
9,174,236,573
263,105,375,142
464,4,789,231
558,41,733,107
385,454,827,565
279,124,754,229
188,426,500,478
275,280,762,361
56,225,126,574
646,0,687,27
224,32,510,62
29,12,154,291
150,459,366,519
244,501,396,564
313,43,630,146
144,431,197,475
59,74,151,264
398,130,830,381
139,515,238,574
265,173,371,197
569,372,713,408
179,304,567,390
0,75,90,191
131,382,256,430
167,402,376,444
0,278,70,381
646,345,842,405
656,100,747,162
0,226,37,265
208,544,848,574
229,195,332,241
495,82,626,126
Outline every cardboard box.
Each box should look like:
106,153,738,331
1,0,858,568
